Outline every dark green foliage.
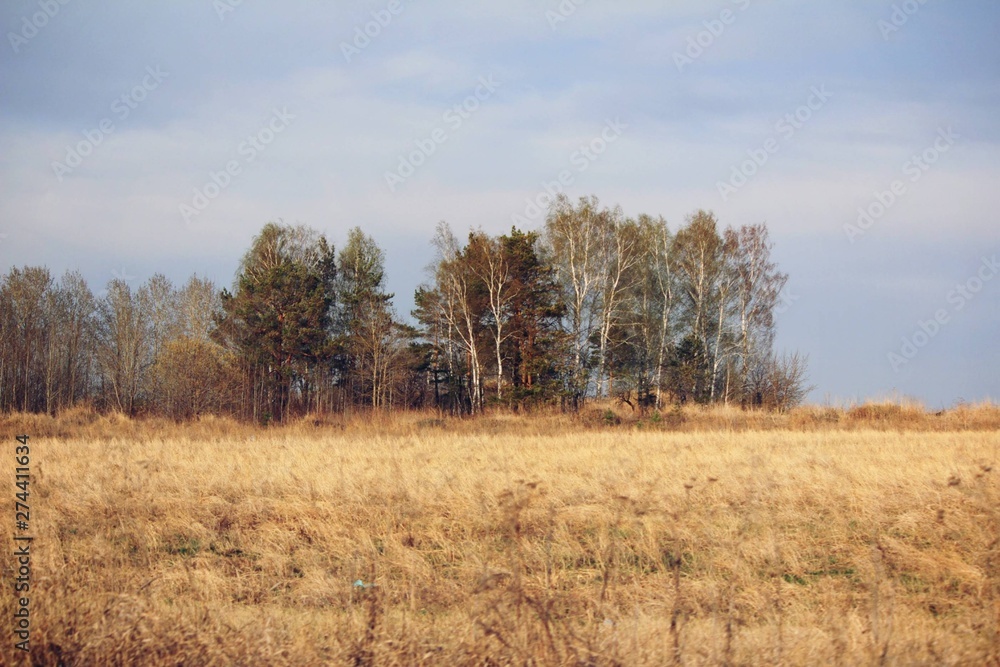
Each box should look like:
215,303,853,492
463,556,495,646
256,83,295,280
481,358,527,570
216,222,337,422
499,228,568,408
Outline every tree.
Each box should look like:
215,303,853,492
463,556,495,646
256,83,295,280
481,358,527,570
177,275,223,343
335,227,398,409
0,267,53,413
148,275,234,419
644,215,678,408
58,271,96,410
708,231,738,402
413,284,463,414
672,211,725,400
150,337,236,419
416,224,571,412
95,279,151,416
466,230,517,402
603,215,671,409
426,222,486,414
594,209,642,398
0,201,801,420
761,351,812,410
667,334,710,405
727,224,788,406
542,195,606,404
499,227,567,407
0,268,97,415
216,222,336,423
41,271,96,413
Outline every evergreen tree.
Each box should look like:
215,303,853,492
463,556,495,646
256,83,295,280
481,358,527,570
216,222,336,423
499,227,567,407
334,227,397,409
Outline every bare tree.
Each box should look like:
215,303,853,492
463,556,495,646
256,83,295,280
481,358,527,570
708,232,738,402
95,279,151,415
672,211,724,401
177,275,221,343
728,224,788,406
150,337,236,419
144,274,179,361
148,275,231,418
763,351,812,411
431,222,485,413
0,267,52,413
646,216,677,408
594,209,643,398
56,271,96,409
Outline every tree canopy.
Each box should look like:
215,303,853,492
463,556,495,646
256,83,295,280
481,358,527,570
0,198,808,421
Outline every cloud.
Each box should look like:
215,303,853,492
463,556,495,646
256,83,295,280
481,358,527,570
2,1,999,405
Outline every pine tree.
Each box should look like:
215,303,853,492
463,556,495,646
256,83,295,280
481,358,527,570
334,227,398,409
216,222,336,423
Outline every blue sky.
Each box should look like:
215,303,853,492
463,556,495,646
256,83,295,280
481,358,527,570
1,0,997,407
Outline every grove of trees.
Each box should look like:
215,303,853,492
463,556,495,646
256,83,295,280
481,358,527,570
0,196,809,422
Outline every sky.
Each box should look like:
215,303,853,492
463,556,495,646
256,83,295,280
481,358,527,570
0,0,997,407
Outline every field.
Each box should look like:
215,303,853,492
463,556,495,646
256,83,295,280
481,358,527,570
2,404,999,665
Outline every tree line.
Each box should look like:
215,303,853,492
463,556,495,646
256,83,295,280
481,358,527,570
0,195,809,422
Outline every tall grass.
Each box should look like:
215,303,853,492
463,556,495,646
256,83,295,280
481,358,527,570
0,405,997,665
2,399,999,440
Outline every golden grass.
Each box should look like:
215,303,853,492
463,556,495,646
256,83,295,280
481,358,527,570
1,408,999,665
3,400,1000,440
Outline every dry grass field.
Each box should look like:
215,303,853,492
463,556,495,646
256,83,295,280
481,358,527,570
1,403,999,665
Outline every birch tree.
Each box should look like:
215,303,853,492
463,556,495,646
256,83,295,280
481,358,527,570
594,209,643,398
646,216,677,408
95,279,151,415
672,211,724,401
467,230,517,402
542,195,605,403
727,224,788,405
430,222,485,413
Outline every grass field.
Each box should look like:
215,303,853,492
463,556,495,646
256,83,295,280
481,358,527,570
2,404,999,665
